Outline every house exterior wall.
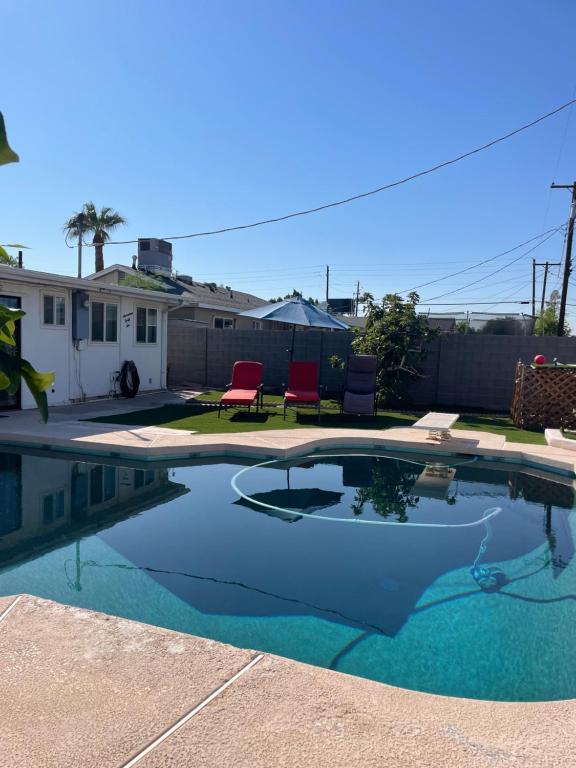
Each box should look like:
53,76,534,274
2,280,170,409
169,305,288,330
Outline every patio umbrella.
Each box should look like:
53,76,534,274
239,297,350,359
234,487,344,523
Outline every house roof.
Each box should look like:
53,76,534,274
87,264,268,312
334,314,365,329
0,265,184,305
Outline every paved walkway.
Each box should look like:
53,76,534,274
1,594,574,768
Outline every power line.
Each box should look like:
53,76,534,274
190,264,324,277
420,300,531,306
400,226,562,294
68,98,576,247
422,229,562,302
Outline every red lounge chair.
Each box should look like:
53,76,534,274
218,361,264,418
283,361,321,420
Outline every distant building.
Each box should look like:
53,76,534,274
421,311,534,335
88,238,287,330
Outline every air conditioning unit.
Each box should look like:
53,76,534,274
137,238,173,275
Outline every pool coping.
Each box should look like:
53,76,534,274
0,423,575,480
1,594,574,768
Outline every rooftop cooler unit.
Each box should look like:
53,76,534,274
137,238,173,275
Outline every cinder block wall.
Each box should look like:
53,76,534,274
405,335,576,410
168,320,576,411
167,321,354,392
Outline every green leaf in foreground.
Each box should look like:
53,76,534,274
0,113,19,166
19,359,54,423
0,352,54,422
0,305,25,346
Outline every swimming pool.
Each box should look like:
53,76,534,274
0,446,574,702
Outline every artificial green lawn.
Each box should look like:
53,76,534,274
88,390,546,445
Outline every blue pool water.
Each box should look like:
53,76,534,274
0,447,575,701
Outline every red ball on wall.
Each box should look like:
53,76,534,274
533,354,546,365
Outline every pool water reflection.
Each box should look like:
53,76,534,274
0,447,574,702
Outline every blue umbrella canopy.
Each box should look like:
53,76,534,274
239,297,350,330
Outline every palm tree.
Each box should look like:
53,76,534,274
64,202,126,273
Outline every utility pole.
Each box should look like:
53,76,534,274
531,258,536,318
77,212,84,279
551,182,576,336
355,281,360,316
539,262,550,327
534,260,561,332
325,265,329,306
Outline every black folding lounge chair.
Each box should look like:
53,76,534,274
340,355,378,417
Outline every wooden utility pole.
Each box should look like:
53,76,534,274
531,258,536,318
534,260,561,332
551,182,576,336
540,261,549,321
355,281,360,316
77,212,85,279
325,265,330,305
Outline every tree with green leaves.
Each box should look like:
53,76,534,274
351,292,438,405
455,319,474,334
534,296,570,336
64,202,126,273
350,458,422,522
0,113,55,421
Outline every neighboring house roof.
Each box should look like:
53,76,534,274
87,264,268,313
334,314,366,329
0,265,184,304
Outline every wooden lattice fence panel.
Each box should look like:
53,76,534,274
511,361,576,430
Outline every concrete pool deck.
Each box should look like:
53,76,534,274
1,594,575,768
2,397,576,765
0,392,574,477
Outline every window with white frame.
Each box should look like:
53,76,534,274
214,316,234,329
136,307,158,343
43,294,66,326
91,301,118,342
251,320,263,330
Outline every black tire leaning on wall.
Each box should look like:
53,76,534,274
119,360,140,398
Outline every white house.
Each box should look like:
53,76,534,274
0,265,185,411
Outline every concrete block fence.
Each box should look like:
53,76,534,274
168,320,576,412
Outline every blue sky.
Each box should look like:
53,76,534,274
2,0,576,324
